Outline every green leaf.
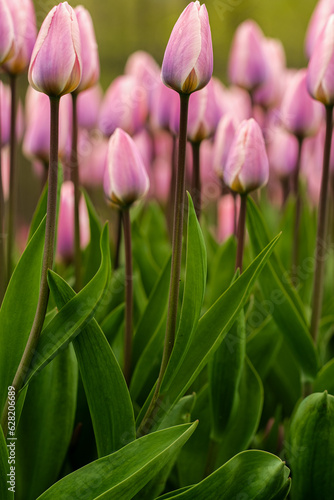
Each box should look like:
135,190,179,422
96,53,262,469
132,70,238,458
205,236,236,308
28,184,48,241
0,217,46,414
48,270,136,456
216,357,263,465
101,302,125,345
37,422,198,500
313,358,334,395
247,317,282,379
82,189,103,286
132,219,160,296
21,224,111,389
16,346,78,500
247,198,318,380
157,450,290,500
162,194,207,386
138,233,280,429
0,427,12,500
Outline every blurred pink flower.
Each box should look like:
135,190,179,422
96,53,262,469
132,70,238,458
187,79,220,142
74,6,99,93
0,0,15,64
76,84,103,130
267,126,299,179
125,50,161,111
213,113,239,179
77,129,108,187
217,194,239,243
305,0,334,58
1,147,10,201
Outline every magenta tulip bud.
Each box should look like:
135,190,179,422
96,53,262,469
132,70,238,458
187,79,219,142
307,15,334,106
74,6,99,93
267,126,299,179
2,0,36,74
305,0,334,58
56,180,90,262
228,20,269,91
280,69,323,138
224,118,269,194
212,113,239,179
28,2,82,97
23,87,71,162
0,0,15,64
161,1,213,94
103,128,150,208
77,84,103,130
99,75,148,137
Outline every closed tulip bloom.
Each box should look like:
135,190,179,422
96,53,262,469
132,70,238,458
280,69,323,138
2,0,36,74
213,113,239,179
74,6,99,93
187,79,219,142
56,180,90,262
99,75,148,137
28,2,82,97
161,1,213,94
267,126,299,179
150,80,179,131
307,15,334,106
224,118,269,194
78,130,108,187
0,0,15,64
305,0,334,58
228,20,268,91
77,84,103,129
125,50,161,111
103,128,150,208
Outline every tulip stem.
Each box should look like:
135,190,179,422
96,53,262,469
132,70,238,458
71,93,82,291
1,97,60,434
291,137,303,278
6,74,17,285
113,210,122,270
0,101,6,304
310,105,333,344
191,141,201,219
137,92,190,436
235,194,247,272
167,135,177,238
122,208,133,386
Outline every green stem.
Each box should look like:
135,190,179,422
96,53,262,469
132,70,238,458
6,74,17,284
71,92,81,291
167,135,177,238
310,105,333,344
113,210,122,270
291,137,303,276
235,194,247,273
1,97,60,435
0,97,6,304
122,209,133,386
137,92,190,436
191,141,201,220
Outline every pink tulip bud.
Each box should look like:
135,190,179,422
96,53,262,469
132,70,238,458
305,0,334,58
224,118,269,194
267,126,299,179
56,180,90,262
224,86,252,122
28,2,82,97
103,128,150,208
2,0,36,74
23,87,71,163
161,1,213,94
307,15,334,106
74,6,99,93
280,69,323,138
187,79,219,142
0,0,15,64
77,84,103,130
150,80,179,131
212,113,239,179
228,20,269,91
217,194,239,243
125,50,161,111
78,129,108,187
99,75,148,137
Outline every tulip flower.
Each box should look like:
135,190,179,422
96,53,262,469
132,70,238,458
99,75,148,137
56,181,90,262
307,15,334,107
150,80,179,132
0,0,15,64
217,194,239,243
78,129,108,187
125,50,161,111
228,20,268,92
305,0,334,58
74,6,99,94
77,85,103,130
28,2,82,98
213,113,239,180
104,127,149,384
161,1,213,94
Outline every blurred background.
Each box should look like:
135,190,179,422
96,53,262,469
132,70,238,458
1,0,319,230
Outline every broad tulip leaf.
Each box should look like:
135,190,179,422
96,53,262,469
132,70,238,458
37,422,197,500
48,270,136,456
132,220,160,296
137,233,280,430
313,358,334,395
0,427,12,500
82,189,103,286
246,317,282,379
16,346,78,500
21,224,111,389
205,235,236,308
247,198,318,380
0,217,46,414
157,450,290,500
28,184,48,241
101,302,125,345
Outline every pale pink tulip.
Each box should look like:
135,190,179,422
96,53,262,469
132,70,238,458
213,113,239,179
0,0,15,64
187,79,220,142
305,0,334,58
77,85,103,130
74,6,99,93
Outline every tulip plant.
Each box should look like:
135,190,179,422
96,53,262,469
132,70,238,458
1,1,334,499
